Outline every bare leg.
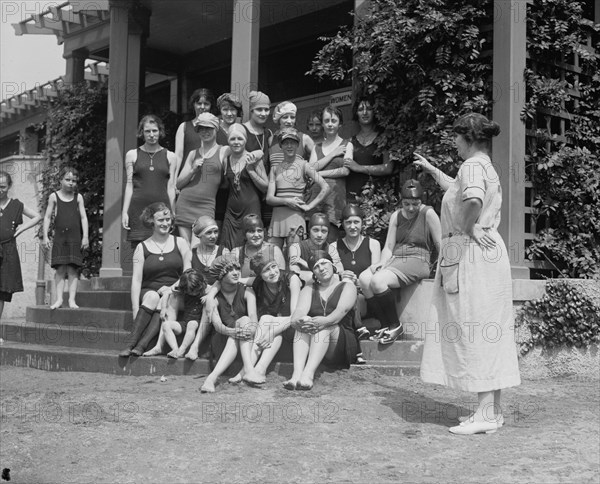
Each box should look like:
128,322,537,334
177,321,199,357
298,326,339,389
284,330,310,389
66,265,79,308
252,335,283,378
161,320,183,358
186,313,211,360
50,266,67,309
177,225,192,245
201,337,240,393
268,236,284,248
142,324,167,356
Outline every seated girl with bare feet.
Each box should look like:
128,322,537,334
284,250,358,391
143,268,208,359
228,252,302,386
200,255,259,393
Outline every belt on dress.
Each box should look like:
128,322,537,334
442,232,465,239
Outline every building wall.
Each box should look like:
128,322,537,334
0,155,48,320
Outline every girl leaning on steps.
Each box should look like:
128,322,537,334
119,202,191,357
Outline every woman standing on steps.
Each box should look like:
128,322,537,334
0,171,42,320
175,113,224,245
220,123,268,250
122,115,176,249
359,179,441,345
415,112,521,435
119,202,191,357
242,91,274,229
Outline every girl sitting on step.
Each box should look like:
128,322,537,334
200,255,259,393
143,268,208,359
119,202,191,357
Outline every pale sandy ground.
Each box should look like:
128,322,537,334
0,366,598,484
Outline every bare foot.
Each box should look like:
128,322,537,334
167,350,178,359
200,379,216,393
68,301,79,309
185,350,198,361
297,377,314,390
228,372,243,384
175,349,187,358
283,379,297,390
243,370,266,386
50,300,63,310
142,347,162,357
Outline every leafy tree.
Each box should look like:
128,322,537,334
309,0,494,237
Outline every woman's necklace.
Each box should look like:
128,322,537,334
229,153,246,191
142,147,162,171
152,235,170,261
200,143,218,160
197,244,217,266
343,235,363,266
357,130,377,146
318,280,337,316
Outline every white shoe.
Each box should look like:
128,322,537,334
449,420,498,435
459,413,504,427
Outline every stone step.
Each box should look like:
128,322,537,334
90,276,132,291
0,341,420,377
26,306,133,329
1,321,142,352
55,290,132,310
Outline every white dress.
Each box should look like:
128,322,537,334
420,155,521,392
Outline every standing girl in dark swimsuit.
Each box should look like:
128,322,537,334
0,171,42,320
243,91,274,229
42,166,89,309
122,115,176,247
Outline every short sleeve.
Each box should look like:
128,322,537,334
328,243,342,266
459,159,486,202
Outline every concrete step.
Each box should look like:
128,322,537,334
359,339,423,363
89,276,132,291
3,318,424,364
56,290,131,310
2,321,133,351
26,306,133,329
0,341,420,377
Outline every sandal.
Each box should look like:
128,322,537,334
354,353,367,365
370,327,389,341
356,327,370,340
379,325,404,345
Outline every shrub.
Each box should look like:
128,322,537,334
516,279,600,354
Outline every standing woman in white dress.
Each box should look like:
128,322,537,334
414,112,521,435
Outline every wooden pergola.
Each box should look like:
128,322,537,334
8,0,537,278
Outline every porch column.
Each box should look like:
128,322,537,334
99,0,147,277
230,0,260,121
64,48,87,85
492,0,529,278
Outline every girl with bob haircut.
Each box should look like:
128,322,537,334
119,202,191,357
122,114,176,248
42,165,89,309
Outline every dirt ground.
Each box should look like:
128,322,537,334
0,366,598,484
